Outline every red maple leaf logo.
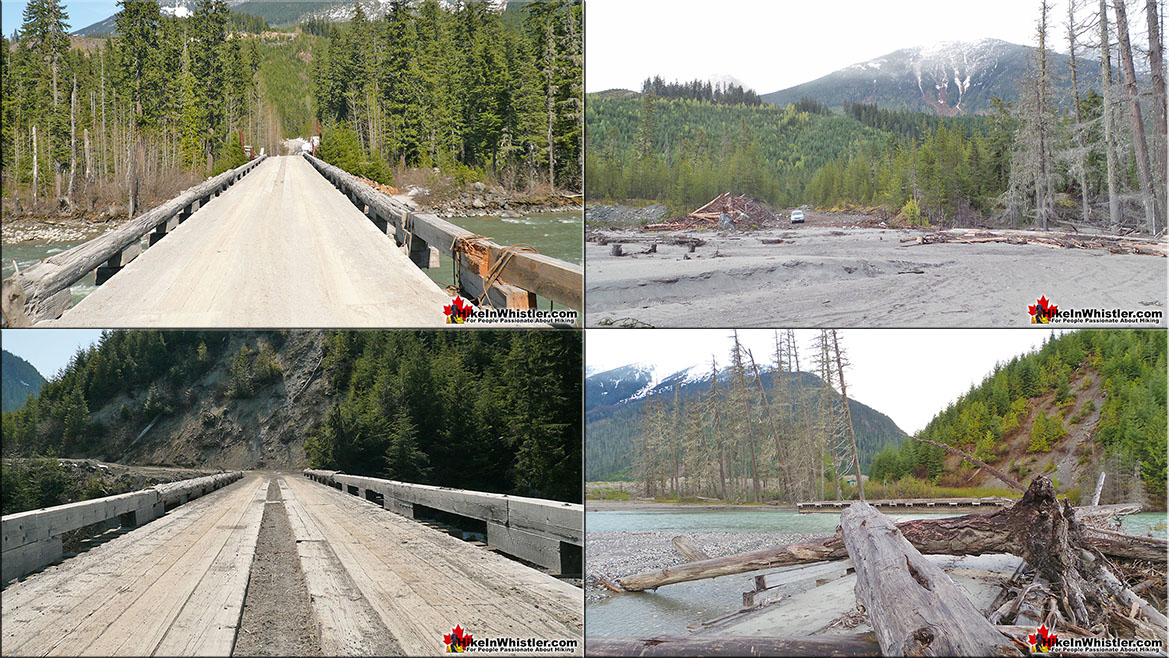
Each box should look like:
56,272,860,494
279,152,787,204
443,296,475,324
1028,623,1058,652
1028,296,1059,324
443,624,473,652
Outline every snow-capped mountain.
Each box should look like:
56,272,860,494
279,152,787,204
763,38,1104,115
73,0,207,35
585,363,657,411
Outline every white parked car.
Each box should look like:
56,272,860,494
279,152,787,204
790,209,805,224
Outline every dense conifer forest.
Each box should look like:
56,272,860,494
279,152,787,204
310,0,582,190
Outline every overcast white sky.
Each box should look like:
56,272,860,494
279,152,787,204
586,0,1079,93
587,329,1064,434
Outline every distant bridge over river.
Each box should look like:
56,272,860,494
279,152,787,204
2,155,581,327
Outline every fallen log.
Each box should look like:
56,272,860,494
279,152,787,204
840,501,1020,656
671,535,711,562
586,633,881,657
616,478,1163,592
617,533,849,591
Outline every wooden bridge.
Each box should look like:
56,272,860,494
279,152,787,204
2,155,582,327
796,497,1014,514
1,472,583,656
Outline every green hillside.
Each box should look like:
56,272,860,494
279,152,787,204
256,34,319,137
870,330,1166,504
585,94,884,209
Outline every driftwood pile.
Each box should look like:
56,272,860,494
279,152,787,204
643,193,778,232
901,229,1168,256
593,476,1168,657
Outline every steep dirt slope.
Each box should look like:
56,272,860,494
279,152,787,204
80,332,330,469
939,362,1140,506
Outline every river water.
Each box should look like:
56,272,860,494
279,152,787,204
2,241,97,305
586,507,1168,638
423,211,582,313
1,210,581,312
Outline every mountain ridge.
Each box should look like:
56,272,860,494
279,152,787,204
2,351,46,413
762,38,1104,115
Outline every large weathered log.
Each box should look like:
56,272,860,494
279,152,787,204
617,480,1163,592
2,156,266,326
617,534,849,591
586,634,881,657
841,502,1020,656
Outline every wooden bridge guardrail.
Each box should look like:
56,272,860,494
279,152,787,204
2,156,268,327
302,154,583,311
304,469,582,573
1,471,242,584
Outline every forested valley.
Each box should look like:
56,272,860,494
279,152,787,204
1,0,583,221
1,330,583,511
586,0,1166,233
617,330,898,504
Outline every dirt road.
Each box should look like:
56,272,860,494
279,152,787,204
2,473,583,656
586,225,1167,327
47,156,451,327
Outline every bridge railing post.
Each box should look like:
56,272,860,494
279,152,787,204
94,242,143,285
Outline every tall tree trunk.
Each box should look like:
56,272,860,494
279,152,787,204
1068,0,1091,224
31,124,38,206
100,49,107,177
83,128,93,210
1099,0,1122,227
1036,0,1053,230
710,358,727,501
830,330,864,501
67,74,77,211
1146,0,1167,219
1114,0,1162,233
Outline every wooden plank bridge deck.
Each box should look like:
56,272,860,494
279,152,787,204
1,474,583,656
42,156,452,327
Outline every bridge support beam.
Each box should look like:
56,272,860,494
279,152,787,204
178,199,199,224
1,537,63,585
148,216,180,247
408,234,433,269
487,522,564,573
94,242,143,285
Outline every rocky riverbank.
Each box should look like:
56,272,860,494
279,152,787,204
2,213,123,245
422,181,581,218
585,530,818,603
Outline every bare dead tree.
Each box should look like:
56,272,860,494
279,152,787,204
1146,0,1167,219
1097,0,1125,228
830,330,864,501
1114,0,1162,233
